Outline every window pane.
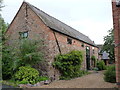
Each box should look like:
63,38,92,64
23,32,28,38
67,38,72,44
19,31,28,39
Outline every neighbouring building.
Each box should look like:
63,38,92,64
102,51,110,65
6,1,99,80
112,0,120,88
97,44,103,60
97,44,110,65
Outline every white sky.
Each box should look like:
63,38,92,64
1,0,113,44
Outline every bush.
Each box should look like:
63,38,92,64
96,60,106,70
14,66,40,84
91,55,96,61
2,46,20,79
18,39,44,66
91,55,96,67
93,67,99,71
104,65,116,83
2,39,44,80
53,50,84,79
38,76,49,81
18,80,29,84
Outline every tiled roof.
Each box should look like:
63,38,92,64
26,2,97,47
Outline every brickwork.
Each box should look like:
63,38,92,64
112,1,120,88
6,2,98,80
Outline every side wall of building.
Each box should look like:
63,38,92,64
44,29,98,79
6,2,98,80
112,1,120,87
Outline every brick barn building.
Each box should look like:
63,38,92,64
112,0,120,88
6,1,98,80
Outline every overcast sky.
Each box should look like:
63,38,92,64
1,0,113,44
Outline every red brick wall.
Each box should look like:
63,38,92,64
112,1,120,87
6,2,98,80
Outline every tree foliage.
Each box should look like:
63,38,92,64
0,15,8,42
0,0,3,11
0,0,8,81
102,29,115,62
18,39,44,66
2,46,20,79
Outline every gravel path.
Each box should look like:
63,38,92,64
36,71,116,88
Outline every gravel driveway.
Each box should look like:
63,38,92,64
35,71,116,88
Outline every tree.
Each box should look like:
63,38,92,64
0,0,7,42
18,39,44,66
0,15,8,42
102,29,115,63
0,0,4,11
0,0,9,80
0,0,4,83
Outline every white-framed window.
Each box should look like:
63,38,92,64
19,31,28,39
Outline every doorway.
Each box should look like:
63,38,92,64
86,46,90,70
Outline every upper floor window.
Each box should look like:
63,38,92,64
67,37,72,44
19,31,28,39
81,43,84,47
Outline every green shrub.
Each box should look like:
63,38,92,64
91,55,96,67
80,70,90,75
59,70,89,80
53,50,84,79
14,66,40,84
91,55,96,61
38,76,49,81
93,67,99,71
2,46,21,80
104,65,116,83
96,60,106,70
2,39,44,80
18,80,29,84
